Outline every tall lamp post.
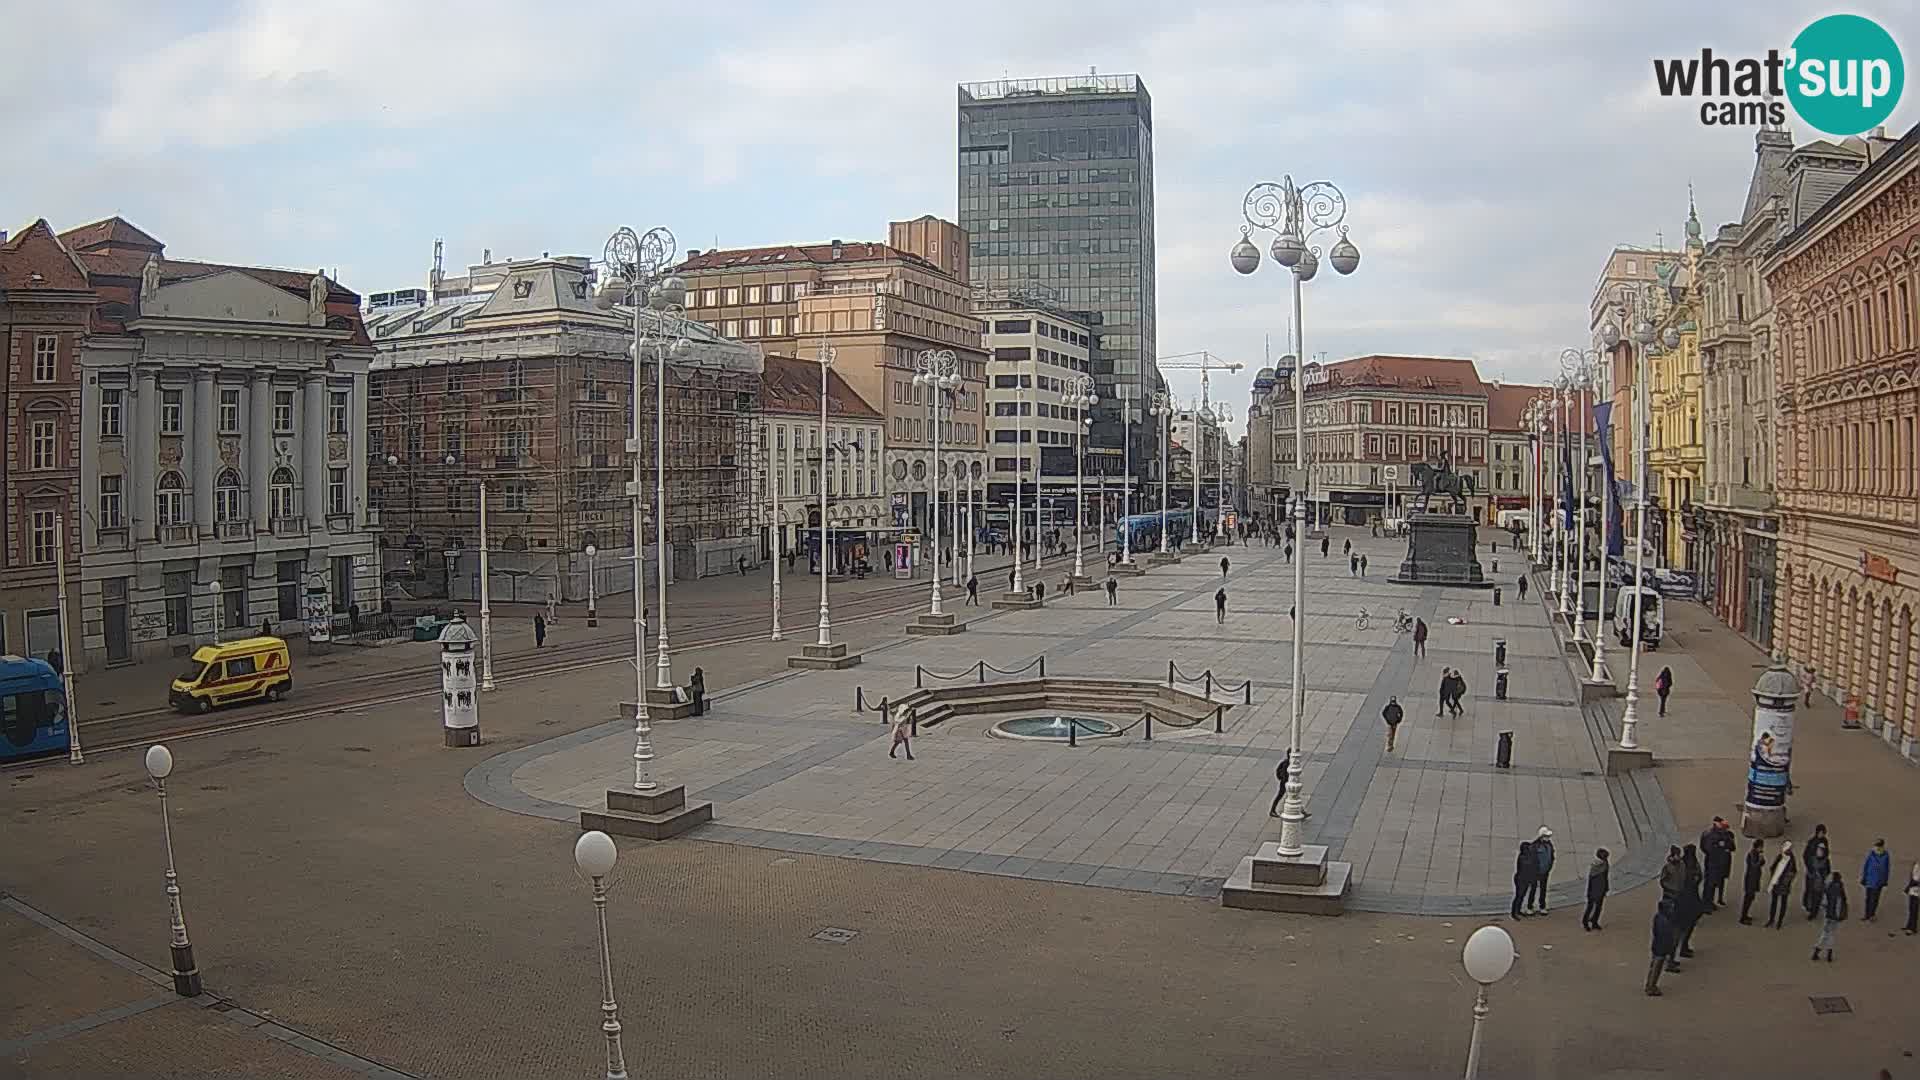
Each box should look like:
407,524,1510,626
573,831,629,1080
209,580,223,646
1151,391,1172,552
143,744,201,997
1602,294,1659,751
1189,400,1205,546
585,544,599,627
814,342,836,644
1214,403,1235,539
55,514,81,764
1560,353,1591,643
1233,174,1361,857
596,223,681,789
914,349,960,616
1552,375,1573,617
1565,347,1611,683
1121,400,1136,564
1067,374,1097,579
1460,925,1516,1080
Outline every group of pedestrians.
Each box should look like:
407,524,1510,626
1510,827,1558,918
1435,668,1467,717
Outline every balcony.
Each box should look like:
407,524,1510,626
161,524,198,545
271,515,308,538
216,521,252,541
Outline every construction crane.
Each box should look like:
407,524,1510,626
1155,350,1245,412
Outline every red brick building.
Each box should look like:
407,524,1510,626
0,221,93,664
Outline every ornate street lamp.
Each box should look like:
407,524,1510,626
913,350,960,617
1151,391,1173,553
573,831,629,1080
143,745,201,997
1232,174,1360,858
1066,374,1097,579
1601,289,1661,753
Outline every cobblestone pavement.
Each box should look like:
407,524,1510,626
6,526,1919,1079
484,531,1636,913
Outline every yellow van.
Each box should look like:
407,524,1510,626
169,637,294,713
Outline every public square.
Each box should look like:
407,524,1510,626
6,525,1919,1079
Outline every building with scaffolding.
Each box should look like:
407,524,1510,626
362,248,763,603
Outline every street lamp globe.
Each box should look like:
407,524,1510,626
1661,327,1681,349
585,544,597,559
1230,230,1261,275
1296,247,1321,282
145,743,174,780
1631,317,1655,346
1601,321,1621,347
654,275,688,310
574,829,618,878
386,454,399,467
1328,228,1361,275
445,453,457,466
1462,925,1516,985
1270,227,1306,268
594,277,628,311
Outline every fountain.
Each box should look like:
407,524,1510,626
990,715,1123,742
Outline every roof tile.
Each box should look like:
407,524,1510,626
760,354,881,420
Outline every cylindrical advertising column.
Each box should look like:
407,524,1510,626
1740,659,1799,838
438,612,481,748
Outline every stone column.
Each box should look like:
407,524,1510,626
193,371,216,531
135,369,160,541
250,371,272,532
303,374,326,527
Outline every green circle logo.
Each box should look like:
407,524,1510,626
1787,14,1904,136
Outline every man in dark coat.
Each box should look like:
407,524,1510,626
1381,696,1404,752
1701,817,1737,909
1676,845,1706,958
1511,841,1538,919
1412,617,1428,657
1582,848,1610,931
1647,901,1679,995
1740,838,1767,924
1268,753,1291,817
1803,824,1832,920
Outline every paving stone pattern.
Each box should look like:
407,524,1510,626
477,531,1667,914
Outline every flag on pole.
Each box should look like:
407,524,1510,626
1593,401,1623,558
1559,431,1575,532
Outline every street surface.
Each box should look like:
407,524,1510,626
5,526,1917,1079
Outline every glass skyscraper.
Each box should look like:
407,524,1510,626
958,74,1158,481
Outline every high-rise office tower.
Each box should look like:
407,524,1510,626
958,73,1158,486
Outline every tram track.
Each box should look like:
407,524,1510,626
25,583,949,763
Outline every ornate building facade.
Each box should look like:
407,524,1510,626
1766,123,1919,761
1647,209,1705,573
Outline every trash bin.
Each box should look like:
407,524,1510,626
1496,730,1514,768
1495,668,1510,701
1491,558,1499,574
1494,639,1508,667
1493,586,1502,606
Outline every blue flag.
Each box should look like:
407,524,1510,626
1559,432,1575,532
1593,402,1623,558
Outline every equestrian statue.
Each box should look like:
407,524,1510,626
1409,448,1472,515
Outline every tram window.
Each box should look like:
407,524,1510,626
1,690,51,747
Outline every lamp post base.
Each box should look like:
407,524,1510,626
906,612,968,636
443,726,482,748
1221,843,1354,916
1605,746,1655,775
788,642,863,670
169,945,202,997
582,784,713,841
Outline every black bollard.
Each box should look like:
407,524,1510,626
1496,730,1514,767
1495,639,1508,667
1493,586,1502,606
1495,669,1510,701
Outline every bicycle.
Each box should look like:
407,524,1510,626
1393,609,1415,634
1356,609,1373,631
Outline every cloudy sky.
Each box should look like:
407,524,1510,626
6,0,1914,431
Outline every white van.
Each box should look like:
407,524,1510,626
1495,509,1530,533
1613,585,1663,649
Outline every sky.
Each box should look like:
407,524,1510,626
5,0,1915,435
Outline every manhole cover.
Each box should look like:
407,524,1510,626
208,1001,235,1013
1809,995,1851,1015
812,927,859,945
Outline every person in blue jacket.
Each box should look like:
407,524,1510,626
1861,838,1891,921
1528,827,1556,913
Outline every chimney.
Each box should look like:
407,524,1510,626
830,239,844,260
482,248,492,264
686,249,701,259
0,230,8,244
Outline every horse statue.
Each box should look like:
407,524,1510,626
1410,460,1471,515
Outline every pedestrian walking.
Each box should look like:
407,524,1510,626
1359,554,1368,576
1436,668,1454,718
1803,665,1816,706
1517,575,1528,601
533,612,548,647
1343,538,1352,556
1269,753,1291,817
1320,536,1330,558
1655,666,1673,716
1647,900,1679,995
1811,872,1847,961
1903,861,1920,935
1765,840,1797,928
1349,553,1359,576
1064,574,1075,597
1702,816,1736,909
1676,844,1705,957
1739,838,1766,924
1285,542,1293,563
1412,617,1428,658
1582,848,1610,930
966,575,979,605
1035,580,1046,603
1530,827,1556,912
737,555,749,576
1008,568,1017,594
1659,845,1687,906
1105,576,1118,606
1215,587,1228,624
1381,696,1403,752
1803,824,1832,920
1512,841,1540,919
1220,556,1230,578
888,706,915,760
1861,838,1891,920
1450,671,1468,717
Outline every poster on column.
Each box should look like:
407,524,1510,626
1744,698,1794,809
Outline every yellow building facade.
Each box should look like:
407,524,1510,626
1645,201,1708,570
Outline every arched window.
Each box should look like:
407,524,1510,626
270,467,297,521
215,469,245,523
156,471,187,526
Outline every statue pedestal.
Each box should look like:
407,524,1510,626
1389,512,1492,589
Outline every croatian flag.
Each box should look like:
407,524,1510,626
1593,401,1623,558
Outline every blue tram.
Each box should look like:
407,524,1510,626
0,654,68,763
1113,510,1194,553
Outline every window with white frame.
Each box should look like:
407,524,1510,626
769,284,785,302
329,390,349,434
274,390,295,432
32,335,57,382
270,467,297,520
161,389,184,433
28,509,56,564
769,317,784,336
220,388,241,432
29,419,57,469
746,285,761,303
746,318,761,337
724,287,740,305
723,320,739,338
702,289,718,306
100,388,123,437
215,469,244,523
328,468,348,516
99,475,124,529
156,471,188,526
503,482,529,511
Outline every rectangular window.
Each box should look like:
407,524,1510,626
328,468,348,516
277,560,303,622
503,482,529,511
723,320,739,338
29,419,56,470
27,509,56,565
99,475,124,529
769,284,785,302
769,317,784,336
220,388,241,432
161,389,184,434
791,282,808,299
32,335,57,382
702,289,718,306
746,285,761,303
274,390,295,432
165,570,193,636
746,318,761,337
332,555,353,614
215,475,242,524
724,287,740,305
329,391,349,434
100,388,123,437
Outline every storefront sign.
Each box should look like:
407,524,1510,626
1859,550,1899,584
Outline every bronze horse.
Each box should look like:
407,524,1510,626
1411,462,1471,513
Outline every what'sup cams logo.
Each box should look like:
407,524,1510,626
1653,14,1903,135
